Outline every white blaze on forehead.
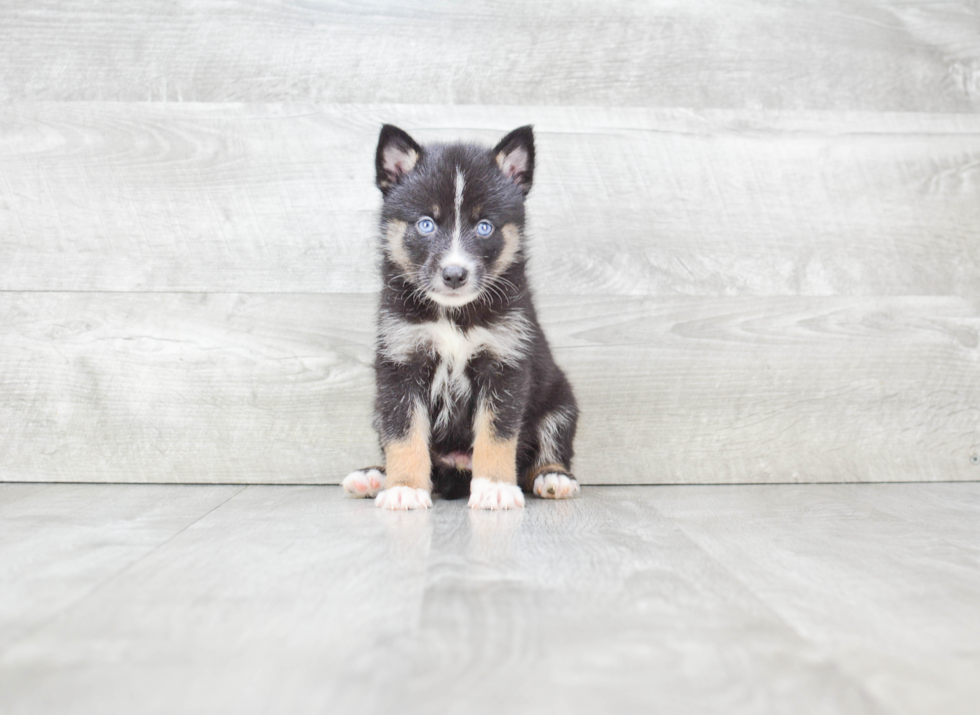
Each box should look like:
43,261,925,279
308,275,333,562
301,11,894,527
453,166,465,246
441,166,475,276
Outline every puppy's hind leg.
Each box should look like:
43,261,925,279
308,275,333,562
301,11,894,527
521,404,580,500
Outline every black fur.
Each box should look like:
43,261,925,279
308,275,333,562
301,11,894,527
370,125,577,497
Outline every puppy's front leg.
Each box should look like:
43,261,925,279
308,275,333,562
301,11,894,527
375,397,433,511
469,399,525,510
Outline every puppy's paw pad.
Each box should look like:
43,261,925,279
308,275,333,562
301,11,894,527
342,468,384,498
375,486,432,510
533,472,579,499
468,478,525,510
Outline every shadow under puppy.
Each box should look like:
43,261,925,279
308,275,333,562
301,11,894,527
343,125,579,510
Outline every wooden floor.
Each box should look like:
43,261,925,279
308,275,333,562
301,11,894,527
1,483,978,715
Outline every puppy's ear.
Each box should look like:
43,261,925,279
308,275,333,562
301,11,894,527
376,125,422,194
492,126,535,195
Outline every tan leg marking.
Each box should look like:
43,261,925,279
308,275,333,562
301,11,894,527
472,403,518,484
385,220,412,274
383,402,432,491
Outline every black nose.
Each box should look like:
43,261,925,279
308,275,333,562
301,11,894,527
442,265,468,289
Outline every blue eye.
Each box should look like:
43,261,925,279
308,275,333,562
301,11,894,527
416,217,436,235
476,220,494,237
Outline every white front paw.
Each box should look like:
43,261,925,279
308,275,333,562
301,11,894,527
533,472,579,499
342,468,385,498
375,486,432,510
468,478,525,510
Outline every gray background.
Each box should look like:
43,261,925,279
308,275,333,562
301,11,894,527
1,0,978,484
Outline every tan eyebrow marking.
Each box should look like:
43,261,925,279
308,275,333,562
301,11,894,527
495,223,520,273
385,220,412,274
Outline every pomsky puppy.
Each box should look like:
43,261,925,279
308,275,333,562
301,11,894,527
342,125,579,510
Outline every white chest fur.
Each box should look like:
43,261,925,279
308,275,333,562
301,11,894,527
379,311,533,431
379,311,532,367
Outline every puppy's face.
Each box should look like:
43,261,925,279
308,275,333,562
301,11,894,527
375,126,535,307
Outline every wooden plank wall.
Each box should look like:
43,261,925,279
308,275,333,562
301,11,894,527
1,1,978,484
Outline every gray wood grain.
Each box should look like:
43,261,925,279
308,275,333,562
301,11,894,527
2,292,976,484
0,292,376,484
0,485,432,715
3,483,979,714
2,2,978,489
377,487,887,715
2,103,978,296
649,483,980,715
0,483,241,646
1,1,977,111
555,294,980,484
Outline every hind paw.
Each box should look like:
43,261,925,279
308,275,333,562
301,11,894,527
533,472,579,499
342,468,384,498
